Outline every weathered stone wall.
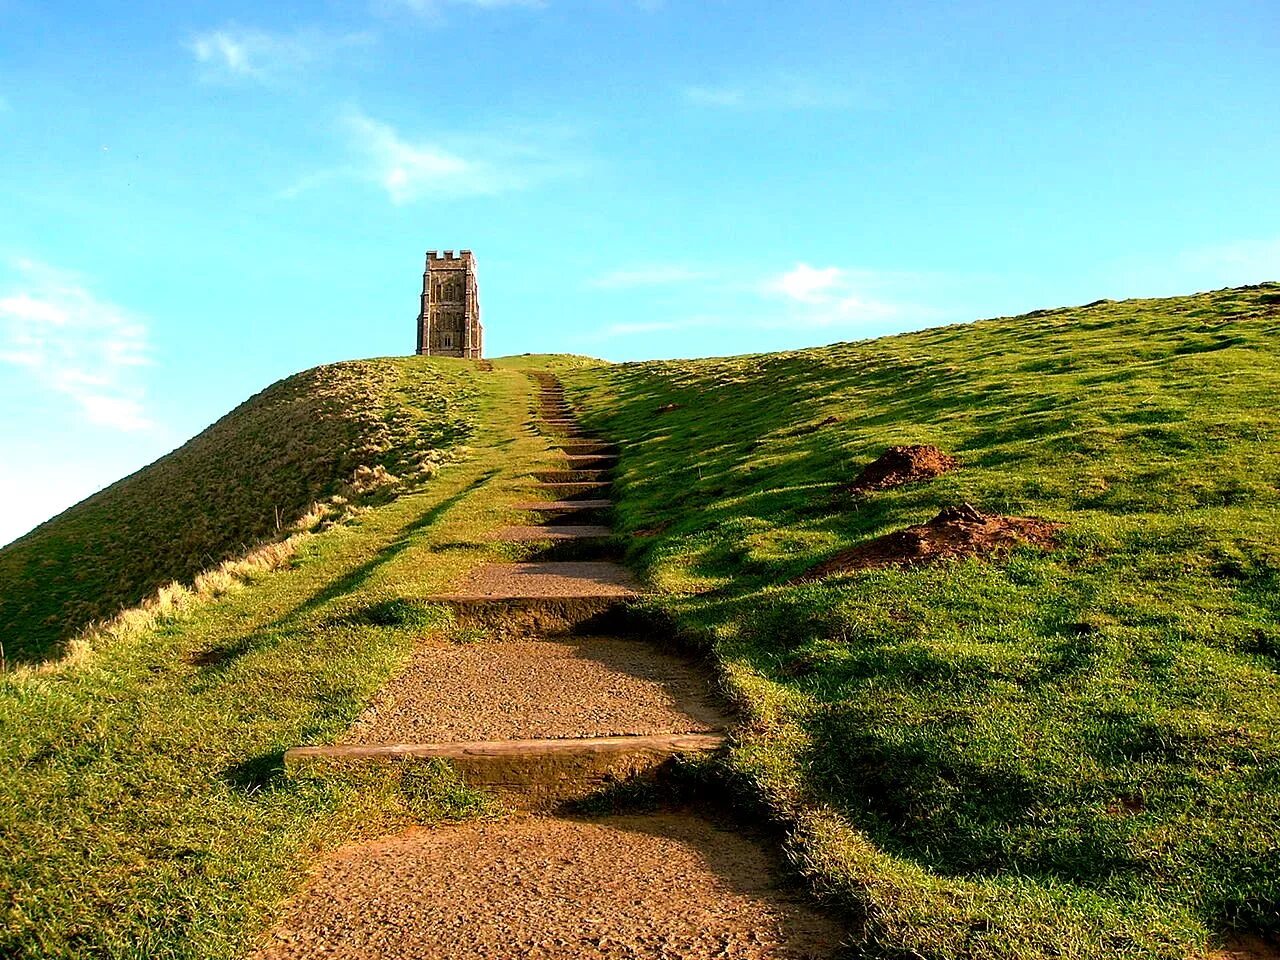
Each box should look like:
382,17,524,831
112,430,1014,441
416,250,483,358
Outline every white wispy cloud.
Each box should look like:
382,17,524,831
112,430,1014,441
589,265,708,289
765,263,844,303
0,259,153,431
283,107,577,204
188,25,373,84
382,0,546,17
684,73,862,111
761,262,932,329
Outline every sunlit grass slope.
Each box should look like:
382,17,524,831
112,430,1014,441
0,358,476,664
564,284,1280,959
0,358,581,958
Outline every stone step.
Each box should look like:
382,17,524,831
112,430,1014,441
489,524,613,541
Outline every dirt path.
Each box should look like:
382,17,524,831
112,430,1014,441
263,369,845,958
256,813,840,960
342,638,728,743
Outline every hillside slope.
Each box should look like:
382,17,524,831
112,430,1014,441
0,359,571,958
563,284,1280,957
0,358,478,663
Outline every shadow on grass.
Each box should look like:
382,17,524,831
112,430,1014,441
276,468,501,627
223,748,288,795
191,469,499,678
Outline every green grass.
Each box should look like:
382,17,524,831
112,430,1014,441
561,283,1280,959
0,357,478,664
5,288,1279,959
0,358,579,958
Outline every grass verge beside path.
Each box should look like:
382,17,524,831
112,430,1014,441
562,285,1280,959
0,357,476,664
0,359,560,959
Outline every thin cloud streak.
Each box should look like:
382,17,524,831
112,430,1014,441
684,73,866,111
0,260,153,431
282,107,580,204
378,0,546,21
188,25,373,84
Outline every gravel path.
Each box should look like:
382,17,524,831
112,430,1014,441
254,813,843,960
343,638,727,744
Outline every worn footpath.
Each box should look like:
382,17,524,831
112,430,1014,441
257,367,846,959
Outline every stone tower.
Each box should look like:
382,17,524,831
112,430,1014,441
415,250,483,358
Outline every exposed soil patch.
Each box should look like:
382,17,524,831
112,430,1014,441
797,503,1062,580
253,813,843,959
844,444,958,493
342,638,727,744
186,645,236,668
1212,936,1280,960
632,521,671,538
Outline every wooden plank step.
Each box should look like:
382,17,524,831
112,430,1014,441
489,525,613,541
536,481,609,495
432,562,639,600
532,469,609,482
513,499,612,512
285,732,726,764
285,733,727,810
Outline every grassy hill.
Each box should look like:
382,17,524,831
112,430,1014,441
2,287,1277,959
561,283,1280,957
0,358,569,958
0,358,478,664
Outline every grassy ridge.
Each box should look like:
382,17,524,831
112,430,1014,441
0,358,570,958
564,284,1280,958
0,358,476,664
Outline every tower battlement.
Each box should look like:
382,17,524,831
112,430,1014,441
426,249,474,262
416,250,483,358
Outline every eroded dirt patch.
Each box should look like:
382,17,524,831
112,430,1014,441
843,444,958,493
253,813,843,959
1211,936,1280,960
798,503,1062,580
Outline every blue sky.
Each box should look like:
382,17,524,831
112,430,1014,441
1,0,1278,546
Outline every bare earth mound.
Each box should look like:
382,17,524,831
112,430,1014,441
253,813,843,959
799,503,1062,580
844,444,958,493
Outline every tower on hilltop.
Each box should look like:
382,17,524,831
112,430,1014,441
415,250,483,358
